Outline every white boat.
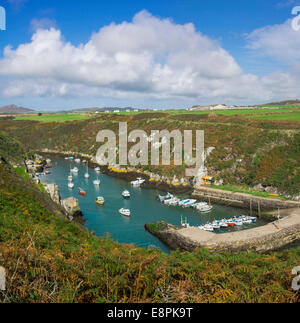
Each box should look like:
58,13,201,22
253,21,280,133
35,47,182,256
122,190,131,198
75,158,81,163
84,164,90,179
93,178,101,186
234,220,243,226
202,224,214,232
71,167,79,173
164,197,180,206
157,193,172,202
178,199,197,208
68,175,73,181
194,202,208,208
211,222,221,229
197,205,213,213
131,177,145,187
46,159,51,164
95,167,101,172
119,208,131,217
68,182,75,189
239,216,252,224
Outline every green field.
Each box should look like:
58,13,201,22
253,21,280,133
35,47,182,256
14,114,92,122
119,107,299,117
248,111,300,122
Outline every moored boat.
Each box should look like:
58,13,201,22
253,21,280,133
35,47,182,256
68,182,75,189
93,178,101,186
122,190,131,199
157,192,172,202
78,188,86,196
178,199,197,208
131,178,145,187
119,208,131,217
96,196,105,206
84,164,90,179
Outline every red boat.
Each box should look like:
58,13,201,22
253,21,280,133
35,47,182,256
226,222,235,227
78,188,86,196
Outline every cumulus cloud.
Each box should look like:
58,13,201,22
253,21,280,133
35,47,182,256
0,10,299,104
247,19,300,64
246,18,300,101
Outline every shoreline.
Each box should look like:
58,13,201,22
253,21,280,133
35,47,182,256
38,149,300,215
39,150,193,194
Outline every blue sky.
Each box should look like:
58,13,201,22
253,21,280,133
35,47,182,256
0,0,300,110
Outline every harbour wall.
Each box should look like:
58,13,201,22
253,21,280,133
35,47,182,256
192,186,300,219
145,208,300,253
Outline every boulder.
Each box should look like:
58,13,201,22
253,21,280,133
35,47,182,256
253,183,264,191
264,186,278,194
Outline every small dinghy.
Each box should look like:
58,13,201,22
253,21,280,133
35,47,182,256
96,196,105,206
71,167,79,173
75,158,81,163
78,188,86,196
95,167,101,172
119,208,131,217
122,190,131,199
68,182,75,189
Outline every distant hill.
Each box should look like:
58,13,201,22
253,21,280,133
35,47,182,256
0,104,35,114
260,100,300,106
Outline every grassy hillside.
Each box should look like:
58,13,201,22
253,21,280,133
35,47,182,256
1,113,299,196
0,158,299,302
0,133,26,165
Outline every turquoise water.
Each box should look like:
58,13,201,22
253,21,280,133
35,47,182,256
40,157,267,253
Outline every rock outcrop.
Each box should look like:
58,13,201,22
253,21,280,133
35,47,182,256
61,197,85,224
42,182,85,224
43,183,61,205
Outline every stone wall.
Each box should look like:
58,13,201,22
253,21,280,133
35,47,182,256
192,186,300,213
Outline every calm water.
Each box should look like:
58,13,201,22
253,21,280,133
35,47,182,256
40,157,267,253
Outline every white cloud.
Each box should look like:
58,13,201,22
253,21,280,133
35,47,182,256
247,19,300,64
30,18,57,32
0,10,299,105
